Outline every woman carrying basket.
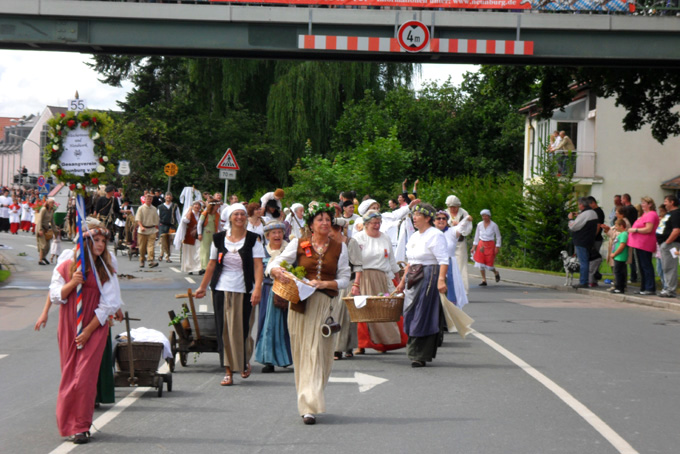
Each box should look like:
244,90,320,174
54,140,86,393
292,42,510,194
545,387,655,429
396,203,448,368
352,210,408,355
267,203,350,425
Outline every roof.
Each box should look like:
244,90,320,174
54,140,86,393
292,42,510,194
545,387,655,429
0,117,21,132
519,82,590,117
661,175,680,190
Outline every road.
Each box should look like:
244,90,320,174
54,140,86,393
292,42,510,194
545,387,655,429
1,230,679,454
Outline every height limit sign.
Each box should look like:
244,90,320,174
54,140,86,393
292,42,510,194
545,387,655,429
397,21,430,53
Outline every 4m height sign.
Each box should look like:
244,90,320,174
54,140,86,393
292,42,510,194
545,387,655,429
397,21,430,52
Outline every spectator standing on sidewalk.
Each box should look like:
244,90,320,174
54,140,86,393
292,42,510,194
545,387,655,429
656,195,680,298
568,197,599,289
622,193,639,283
627,197,660,296
609,219,630,294
609,194,623,226
588,196,605,287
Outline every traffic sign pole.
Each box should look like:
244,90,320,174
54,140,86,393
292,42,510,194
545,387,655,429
167,176,172,195
224,178,228,204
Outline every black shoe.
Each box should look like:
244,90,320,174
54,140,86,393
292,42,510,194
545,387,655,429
495,273,501,283
302,414,316,425
149,262,159,268
479,281,487,287
261,364,275,373
199,269,206,275
411,361,426,368
72,432,90,444
38,260,46,266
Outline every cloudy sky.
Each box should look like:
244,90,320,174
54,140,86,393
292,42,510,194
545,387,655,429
0,49,477,117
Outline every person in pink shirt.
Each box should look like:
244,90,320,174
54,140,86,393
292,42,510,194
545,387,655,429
627,196,660,295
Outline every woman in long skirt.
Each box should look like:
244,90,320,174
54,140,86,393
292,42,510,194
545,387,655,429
48,219,124,443
434,210,471,309
267,204,350,425
396,203,448,368
255,221,292,372
174,201,202,274
197,197,220,274
328,218,362,360
353,210,407,354
195,203,264,386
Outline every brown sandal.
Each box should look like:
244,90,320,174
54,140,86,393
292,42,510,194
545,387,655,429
220,375,233,386
241,363,251,379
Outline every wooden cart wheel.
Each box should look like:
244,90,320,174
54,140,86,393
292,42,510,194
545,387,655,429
168,332,177,373
165,374,172,393
156,375,163,397
179,351,188,367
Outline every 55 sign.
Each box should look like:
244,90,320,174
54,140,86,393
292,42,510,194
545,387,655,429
67,98,87,113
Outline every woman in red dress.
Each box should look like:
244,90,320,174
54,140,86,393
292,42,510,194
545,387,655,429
48,220,123,444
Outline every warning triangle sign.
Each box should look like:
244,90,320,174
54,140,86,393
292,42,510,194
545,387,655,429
216,148,240,170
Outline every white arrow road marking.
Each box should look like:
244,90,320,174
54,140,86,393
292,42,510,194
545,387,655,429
185,277,195,284
169,267,181,273
0,354,8,360
473,330,639,454
49,361,170,454
329,372,388,393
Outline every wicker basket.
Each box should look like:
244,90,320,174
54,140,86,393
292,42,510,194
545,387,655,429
116,342,163,372
272,271,302,304
342,295,404,323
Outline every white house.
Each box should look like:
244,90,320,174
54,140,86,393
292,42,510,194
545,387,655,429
521,86,680,213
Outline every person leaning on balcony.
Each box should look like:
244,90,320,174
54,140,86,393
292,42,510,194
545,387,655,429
568,198,599,289
553,131,575,174
548,130,562,152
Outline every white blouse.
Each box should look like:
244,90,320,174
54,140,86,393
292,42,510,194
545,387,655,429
441,217,472,257
473,221,502,247
353,230,399,276
48,249,124,326
210,235,265,293
405,227,449,266
266,238,351,291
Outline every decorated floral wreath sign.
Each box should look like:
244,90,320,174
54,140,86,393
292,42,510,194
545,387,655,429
46,110,115,194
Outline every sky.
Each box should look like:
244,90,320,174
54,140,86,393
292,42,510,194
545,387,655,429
0,49,477,118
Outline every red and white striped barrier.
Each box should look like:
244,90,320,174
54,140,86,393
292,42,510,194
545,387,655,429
298,35,534,56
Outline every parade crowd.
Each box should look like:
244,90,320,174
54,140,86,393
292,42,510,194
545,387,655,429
6,177,677,445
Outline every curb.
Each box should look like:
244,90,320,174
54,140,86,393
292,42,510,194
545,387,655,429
470,272,680,313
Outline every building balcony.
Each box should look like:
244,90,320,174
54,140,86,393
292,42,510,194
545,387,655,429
554,150,596,179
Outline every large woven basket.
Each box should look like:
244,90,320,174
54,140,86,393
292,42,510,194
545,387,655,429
342,295,404,323
272,271,301,304
116,342,163,372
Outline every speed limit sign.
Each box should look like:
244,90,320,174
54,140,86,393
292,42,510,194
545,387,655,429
397,21,430,53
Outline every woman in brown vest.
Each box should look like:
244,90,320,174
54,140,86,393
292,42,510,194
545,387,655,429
267,204,351,425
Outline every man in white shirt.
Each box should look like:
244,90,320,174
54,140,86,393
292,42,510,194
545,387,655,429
0,188,12,233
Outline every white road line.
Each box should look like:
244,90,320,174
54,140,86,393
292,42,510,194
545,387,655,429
185,277,195,284
0,354,8,360
169,267,181,273
472,330,639,454
49,362,170,454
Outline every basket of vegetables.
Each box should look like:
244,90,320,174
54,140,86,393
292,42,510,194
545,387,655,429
272,261,307,304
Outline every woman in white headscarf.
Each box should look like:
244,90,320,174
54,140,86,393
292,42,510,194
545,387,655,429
195,203,264,386
286,203,306,240
173,200,203,274
471,209,502,286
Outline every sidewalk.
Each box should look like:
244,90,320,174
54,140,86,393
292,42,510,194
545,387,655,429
469,266,680,313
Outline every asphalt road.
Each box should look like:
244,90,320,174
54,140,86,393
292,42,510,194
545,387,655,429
1,230,679,454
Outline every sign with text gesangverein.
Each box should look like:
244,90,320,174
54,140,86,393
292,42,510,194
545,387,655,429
60,126,98,176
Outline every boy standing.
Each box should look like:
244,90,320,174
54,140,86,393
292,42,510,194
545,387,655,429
609,219,629,294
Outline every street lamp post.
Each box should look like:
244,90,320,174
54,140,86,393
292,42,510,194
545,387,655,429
8,132,40,185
